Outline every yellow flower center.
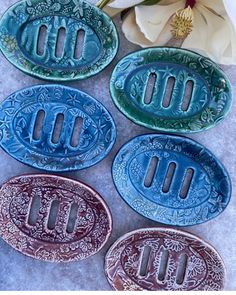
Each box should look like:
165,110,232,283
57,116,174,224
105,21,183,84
171,6,194,39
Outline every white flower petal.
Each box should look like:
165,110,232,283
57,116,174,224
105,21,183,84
223,0,236,29
109,0,143,9
120,0,236,64
135,0,185,42
122,10,153,46
182,3,236,64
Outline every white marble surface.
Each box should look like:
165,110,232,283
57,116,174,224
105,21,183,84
0,0,236,291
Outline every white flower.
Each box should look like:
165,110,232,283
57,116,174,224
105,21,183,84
104,0,236,65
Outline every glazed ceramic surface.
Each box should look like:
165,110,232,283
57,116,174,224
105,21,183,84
105,228,225,291
110,47,232,133
0,174,112,262
112,134,231,226
0,0,118,81
0,84,116,171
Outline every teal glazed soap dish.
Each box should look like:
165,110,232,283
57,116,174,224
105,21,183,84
0,0,119,81
0,84,116,172
110,47,232,133
112,134,231,226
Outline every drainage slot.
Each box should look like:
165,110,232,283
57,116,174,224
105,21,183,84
33,110,45,140
162,162,176,193
144,73,157,105
66,203,79,233
144,156,159,187
55,27,66,58
176,254,188,285
37,25,47,56
47,200,60,230
74,30,85,59
158,250,169,281
28,194,41,226
52,113,64,144
182,80,194,111
70,117,83,147
162,77,175,108
139,246,152,277
180,168,194,199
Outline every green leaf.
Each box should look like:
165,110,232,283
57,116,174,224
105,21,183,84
141,0,162,5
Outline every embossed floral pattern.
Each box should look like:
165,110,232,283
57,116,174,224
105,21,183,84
110,47,232,133
105,228,225,291
208,259,225,281
187,255,206,278
0,175,112,262
164,238,186,252
0,34,17,52
0,85,116,172
112,134,231,226
0,0,118,81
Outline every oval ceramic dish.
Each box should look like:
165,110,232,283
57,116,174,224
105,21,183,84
0,85,116,171
0,0,118,81
110,47,232,133
105,228,225,291
0,174,112,262
112,134,231,226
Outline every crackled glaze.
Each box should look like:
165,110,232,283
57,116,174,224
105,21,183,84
110,47,232,133
0,174,112,262
0,0,118,81
112,134,231,226
0,85,116,171
105,228,225,291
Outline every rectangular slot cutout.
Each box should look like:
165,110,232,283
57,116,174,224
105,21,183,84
139,246,152,277
70,117,83,147
66,203,79,233
162,162,176,193
180,168,194,199
74,30,85,59
37,25,47,56
144,156,159,188
182,80,194,111
33,110,45,140
176,254,188,285
144,73,157,105
28,194,41,226
158,250,169,281
162,77,175,108
52,113,64,144
55,27,66,58
47,200,60,230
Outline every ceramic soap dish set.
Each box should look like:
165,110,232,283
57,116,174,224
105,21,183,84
0,0,233,291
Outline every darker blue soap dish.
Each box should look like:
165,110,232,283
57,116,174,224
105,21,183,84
0,84,116,172
112,134,231,226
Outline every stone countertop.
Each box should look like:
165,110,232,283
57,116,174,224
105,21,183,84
0,0,235,291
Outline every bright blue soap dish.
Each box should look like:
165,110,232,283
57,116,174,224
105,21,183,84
112,134,231,226
0,84,116,171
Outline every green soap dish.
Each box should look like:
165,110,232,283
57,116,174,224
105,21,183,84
0,0,119,81
110,47,232,133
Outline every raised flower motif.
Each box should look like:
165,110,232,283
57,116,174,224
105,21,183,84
208,258,224,281
124,253,140,276
0,34,17,52
187,255,206,278
203,281,221,291
164,238,186,252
